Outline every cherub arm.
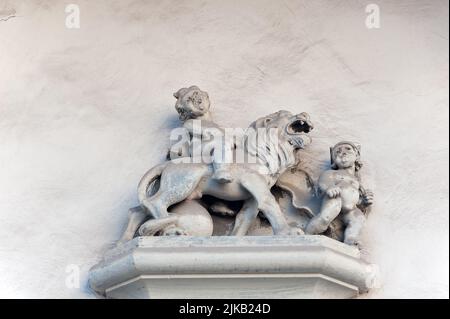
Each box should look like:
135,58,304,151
358,186,374,208
183,119,195,135
318,171,341,198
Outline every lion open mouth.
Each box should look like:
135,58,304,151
287,119,313,134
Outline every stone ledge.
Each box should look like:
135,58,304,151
89,236,376,299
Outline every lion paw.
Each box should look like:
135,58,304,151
289,227,305,236
278,226,305,236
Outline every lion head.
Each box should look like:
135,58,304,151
173,85,211,121
249,110,314,150
244,111,314,175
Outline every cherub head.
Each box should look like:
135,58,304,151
330,141,362,171
173,86,211,121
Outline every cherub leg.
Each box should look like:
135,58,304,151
306,197,342,234
342,209,365,245
230,198,258,236
212,137,234,183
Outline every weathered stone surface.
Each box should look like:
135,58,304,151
89,235,376,299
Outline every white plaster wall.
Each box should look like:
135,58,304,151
0,0,448,298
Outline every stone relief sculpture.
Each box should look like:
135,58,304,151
118,86,373,247
90,86,378,299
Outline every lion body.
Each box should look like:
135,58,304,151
119,110,313,241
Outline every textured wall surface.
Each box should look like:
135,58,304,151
0,0,448,298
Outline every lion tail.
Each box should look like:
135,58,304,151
137,162,168,204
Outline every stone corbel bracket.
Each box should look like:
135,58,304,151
89,236,377,299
